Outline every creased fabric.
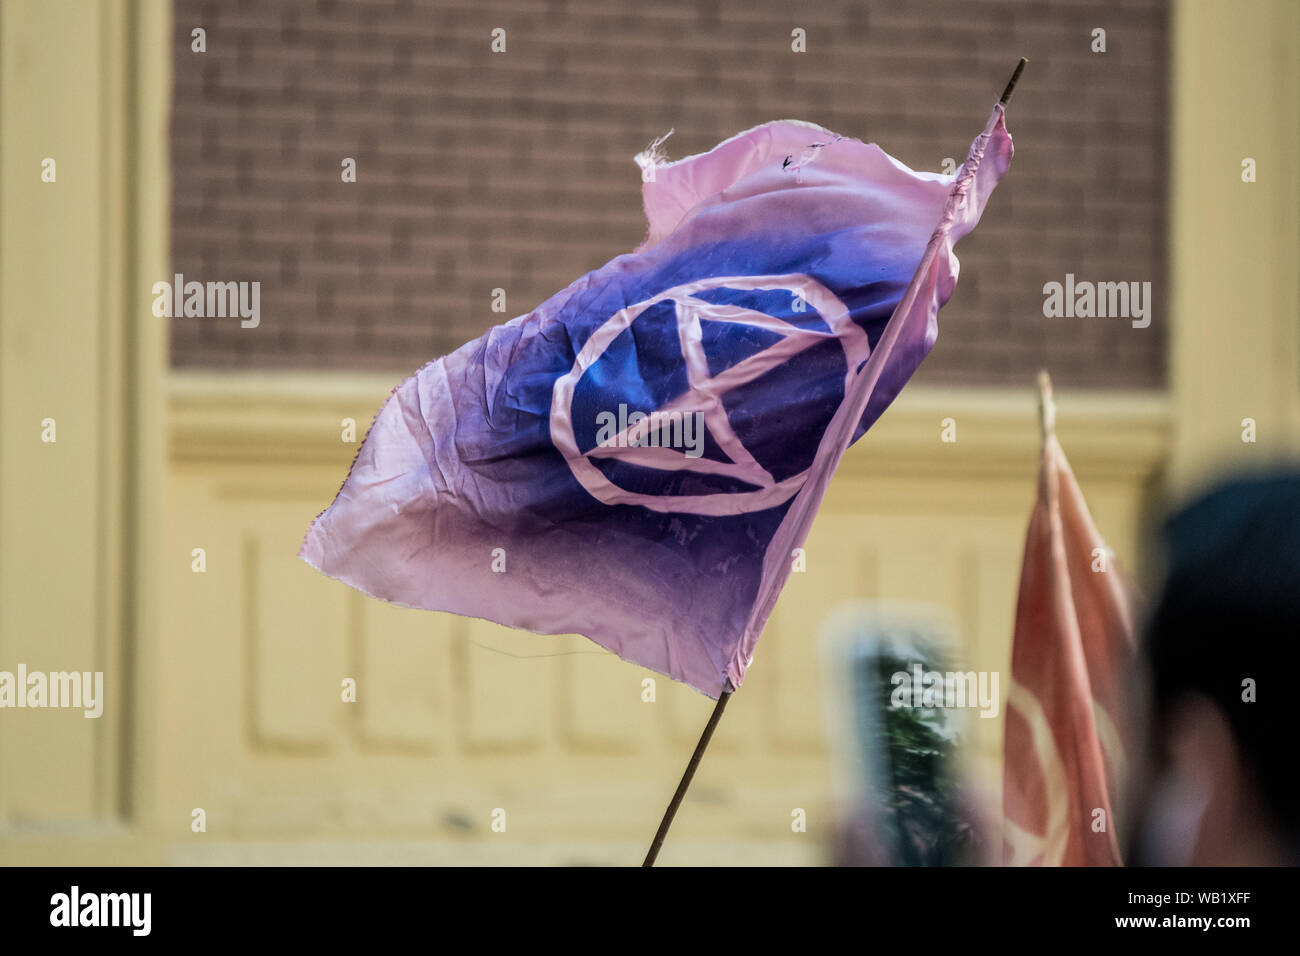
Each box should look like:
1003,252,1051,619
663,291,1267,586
302,107,1013,697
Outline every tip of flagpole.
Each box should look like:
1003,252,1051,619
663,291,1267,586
999,58,1028,107
1037,369,1056,439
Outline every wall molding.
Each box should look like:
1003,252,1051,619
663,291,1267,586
169,371,1172,483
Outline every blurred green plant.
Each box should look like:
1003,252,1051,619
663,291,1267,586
854,649,980,866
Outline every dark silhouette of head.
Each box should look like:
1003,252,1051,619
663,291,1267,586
1132,472,1300,865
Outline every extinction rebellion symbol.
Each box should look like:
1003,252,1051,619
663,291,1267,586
550,274,871,516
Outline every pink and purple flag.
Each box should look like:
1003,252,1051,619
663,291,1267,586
301,105,1013,698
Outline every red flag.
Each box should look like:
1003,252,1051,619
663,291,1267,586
1002,391,1137,865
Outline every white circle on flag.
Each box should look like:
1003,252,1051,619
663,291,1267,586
550,274,870,515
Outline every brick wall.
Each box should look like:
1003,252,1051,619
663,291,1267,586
170,0,1167,387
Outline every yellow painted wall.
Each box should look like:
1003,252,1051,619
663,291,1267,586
1168,0,1300,493
1,0,1296,865
1,0,168,864
152,377,1165,865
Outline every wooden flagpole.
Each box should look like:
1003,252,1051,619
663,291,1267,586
1038,369,1056,441
641,689,731,866
1001,57,1028,107
640,58,1028,869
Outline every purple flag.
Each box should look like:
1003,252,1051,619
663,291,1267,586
301,105,1013,697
